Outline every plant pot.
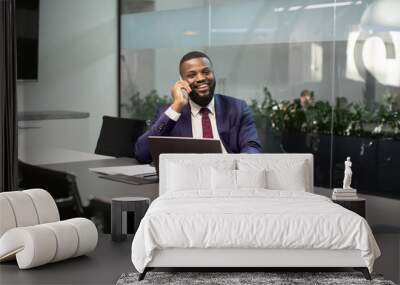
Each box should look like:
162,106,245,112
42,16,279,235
275,131,400,199
281,132,331,188
375,138,400,198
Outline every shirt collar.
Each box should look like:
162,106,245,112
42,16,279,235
189,97,215,117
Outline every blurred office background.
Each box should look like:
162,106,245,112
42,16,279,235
15,0,400,282
119,0,400,201
18,0,399,233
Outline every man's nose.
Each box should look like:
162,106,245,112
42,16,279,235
195,73,206,82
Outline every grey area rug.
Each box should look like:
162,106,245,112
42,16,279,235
116,272,396,285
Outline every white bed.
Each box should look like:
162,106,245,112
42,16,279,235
131,154,380,280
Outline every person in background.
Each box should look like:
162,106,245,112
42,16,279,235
134,51,262,163
299,89,314,109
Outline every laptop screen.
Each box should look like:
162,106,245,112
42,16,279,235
148,136,223,175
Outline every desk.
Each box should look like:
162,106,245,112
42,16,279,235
19,145,113,165
42,158,159,205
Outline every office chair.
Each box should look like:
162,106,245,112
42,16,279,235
94,116,147,158
86,196,111,234
18,160,85,220
18,161,114,232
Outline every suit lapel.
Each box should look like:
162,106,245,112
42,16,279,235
215,95,230,151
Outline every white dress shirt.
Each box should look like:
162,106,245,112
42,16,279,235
164,98,227,153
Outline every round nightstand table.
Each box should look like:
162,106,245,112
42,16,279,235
111,197,150,242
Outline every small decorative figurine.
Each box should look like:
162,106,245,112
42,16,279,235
343,157,352,189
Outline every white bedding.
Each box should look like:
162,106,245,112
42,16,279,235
131,190,380,273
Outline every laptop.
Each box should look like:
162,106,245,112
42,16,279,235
148,136,223,175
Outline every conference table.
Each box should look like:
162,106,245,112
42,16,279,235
19,146,159,205
42,158,159,205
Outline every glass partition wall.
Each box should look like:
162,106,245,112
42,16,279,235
119,0,400,198
332,1,400,198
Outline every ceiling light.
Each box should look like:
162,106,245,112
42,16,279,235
305,2,352,10
183,31,197,36
289,6,302,11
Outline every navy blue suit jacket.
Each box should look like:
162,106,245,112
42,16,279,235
134,94,262,163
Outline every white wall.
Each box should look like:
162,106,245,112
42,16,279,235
18,0,118,153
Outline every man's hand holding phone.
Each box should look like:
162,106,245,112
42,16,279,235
171,79,191,113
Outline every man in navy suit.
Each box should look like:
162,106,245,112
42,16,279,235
135,51,262,163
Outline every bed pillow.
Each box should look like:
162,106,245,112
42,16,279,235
237,159,308,191
265,162,306,191
167,162,211,191
211,169,267,191
166,159,236,192
236,169,267,189
211,168,237,191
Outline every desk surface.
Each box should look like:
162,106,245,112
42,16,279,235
42,158,159,205
19,146,113,165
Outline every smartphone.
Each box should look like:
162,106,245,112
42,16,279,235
179,76,189,99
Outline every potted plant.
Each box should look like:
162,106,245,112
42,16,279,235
121,90,170,122
250,88,400,198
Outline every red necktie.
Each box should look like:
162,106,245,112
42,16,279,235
200,108,213,138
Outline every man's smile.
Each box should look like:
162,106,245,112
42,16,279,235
195,84,209,92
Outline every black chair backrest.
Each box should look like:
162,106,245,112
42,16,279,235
18,160,85,219
95,116,147,158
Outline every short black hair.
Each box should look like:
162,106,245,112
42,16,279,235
300,89,310,97
179,51,212,75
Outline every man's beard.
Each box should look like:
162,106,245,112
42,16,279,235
188,81,216,107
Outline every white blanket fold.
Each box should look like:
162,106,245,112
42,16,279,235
131,190,380,273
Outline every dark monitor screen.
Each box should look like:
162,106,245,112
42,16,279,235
16,0,39,80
